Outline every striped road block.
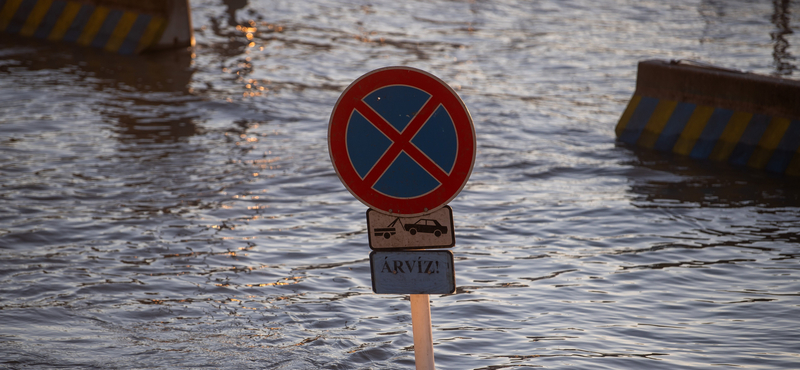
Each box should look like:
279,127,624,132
616,60,800,176
0,0,189,54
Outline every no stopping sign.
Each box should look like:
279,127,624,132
328,67,475,216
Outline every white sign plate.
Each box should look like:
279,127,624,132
370,250,456,294
367,206,455,250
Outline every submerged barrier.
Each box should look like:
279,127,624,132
0,0,193,54
616,59,800,176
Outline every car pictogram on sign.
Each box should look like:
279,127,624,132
406,219,447,237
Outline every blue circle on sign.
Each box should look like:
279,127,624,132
345,85,458,199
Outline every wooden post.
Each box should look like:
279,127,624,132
410,294,435,370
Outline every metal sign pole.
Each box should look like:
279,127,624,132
329,67,474,370
410,294,435,370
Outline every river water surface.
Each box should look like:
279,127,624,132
2,0,800,369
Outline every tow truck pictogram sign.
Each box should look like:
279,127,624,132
328,66,476,217
367,206,455,250
378,218,447,238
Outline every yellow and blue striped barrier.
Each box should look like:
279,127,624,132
616,60,800,176
0,0,192,54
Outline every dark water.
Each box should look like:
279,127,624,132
2,0,800,368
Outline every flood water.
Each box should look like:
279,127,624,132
2,0,800,368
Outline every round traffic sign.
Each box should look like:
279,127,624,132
328,66,476,216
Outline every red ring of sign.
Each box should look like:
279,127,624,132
328,66,476,216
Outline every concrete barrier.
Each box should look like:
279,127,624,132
0,0,193,54
616,60,800,176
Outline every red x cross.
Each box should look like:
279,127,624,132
354,97,450,189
